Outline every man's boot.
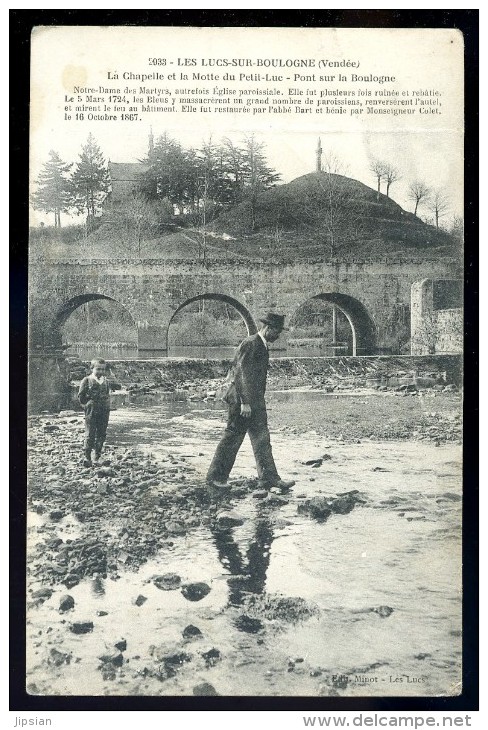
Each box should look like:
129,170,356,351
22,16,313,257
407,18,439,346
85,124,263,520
259,478,295,493
83,449,92,468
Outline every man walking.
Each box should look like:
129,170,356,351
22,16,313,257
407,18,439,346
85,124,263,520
207,313,295,492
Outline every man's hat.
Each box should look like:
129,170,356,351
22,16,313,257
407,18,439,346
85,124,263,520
259,312,287,330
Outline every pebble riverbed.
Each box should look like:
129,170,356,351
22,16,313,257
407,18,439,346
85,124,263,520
26,392,462,697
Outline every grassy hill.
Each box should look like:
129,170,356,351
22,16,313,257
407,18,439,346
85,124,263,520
211,172,457,259
31,172,460,262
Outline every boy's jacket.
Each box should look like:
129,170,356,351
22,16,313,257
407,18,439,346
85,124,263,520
78,375,111,408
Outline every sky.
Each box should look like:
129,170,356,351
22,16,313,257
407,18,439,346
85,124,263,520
29,25,464,226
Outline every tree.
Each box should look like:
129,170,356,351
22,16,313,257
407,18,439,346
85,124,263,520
196,136,229,211
449,215,464,245
322,150,346,175
138,132,279,230
31,150,72,228
71,134,110,224
194,138,221,262
220,137,246,205
383,163,401,198
114,192,173,254
140,132,197,213
408,180,430,216
241,134,281,230
428,189,450,229
298,151,365,257
115,192,168,255
369,159,387,201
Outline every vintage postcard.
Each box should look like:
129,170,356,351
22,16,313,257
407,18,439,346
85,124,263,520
27,24,465,699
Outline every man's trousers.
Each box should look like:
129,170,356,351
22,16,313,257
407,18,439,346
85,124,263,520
84,402,110,455
207,401,280,486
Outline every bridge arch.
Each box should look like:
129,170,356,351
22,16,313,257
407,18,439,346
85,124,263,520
290,293,377,356
166,293,257,350
51,293,137,348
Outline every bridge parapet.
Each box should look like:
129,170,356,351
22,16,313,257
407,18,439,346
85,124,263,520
30,256,461,267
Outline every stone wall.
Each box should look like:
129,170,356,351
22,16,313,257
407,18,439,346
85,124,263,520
29,352,71,414
435,310,464,354
411,279,463,355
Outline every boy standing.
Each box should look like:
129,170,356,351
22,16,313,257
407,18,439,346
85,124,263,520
78,358,111,467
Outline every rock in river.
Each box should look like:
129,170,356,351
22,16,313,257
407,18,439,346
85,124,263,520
48,648,72,667
133,594,148,607
234,614,263,634
31,588,53,603
297,497,332,521
193,682,218,696
182,624,203,640
303,458,324,467
181,582,211,602
63,574,80,589
98,651,124,667
329,496,358,515
298,492,365,521
201,647,222,667
97,467,116,478
372,605,394,618
153,573,182,591
244,593,320,623
163,651,192,668
216,511,245,528
59,594,75,613
69,620,94,634
165,521,186,535
157,651,192,678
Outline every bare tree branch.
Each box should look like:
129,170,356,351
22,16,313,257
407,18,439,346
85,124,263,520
408,180,431,216
322,151,349,175
428,188,450,229
369,159,388,201
383,163,401,198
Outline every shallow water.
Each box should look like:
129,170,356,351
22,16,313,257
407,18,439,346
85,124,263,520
66,344,337,361
27,396,462,697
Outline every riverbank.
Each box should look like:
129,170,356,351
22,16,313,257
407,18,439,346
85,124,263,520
26,389,462,697
64,354,462,412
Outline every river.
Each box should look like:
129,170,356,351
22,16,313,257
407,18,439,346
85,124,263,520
26,393,462,697
66,344,346,361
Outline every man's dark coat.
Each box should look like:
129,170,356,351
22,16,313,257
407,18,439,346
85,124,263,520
223,333,269,407
207,332,281,487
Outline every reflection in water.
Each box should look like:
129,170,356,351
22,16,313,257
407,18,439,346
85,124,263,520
169,346,236,360
91,575,106,597
212,517,274,608
66,344,333,361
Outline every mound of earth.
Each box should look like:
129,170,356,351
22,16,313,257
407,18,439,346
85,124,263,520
211,172,457,259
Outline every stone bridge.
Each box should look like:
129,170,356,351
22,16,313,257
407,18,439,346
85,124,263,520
29,256,461,356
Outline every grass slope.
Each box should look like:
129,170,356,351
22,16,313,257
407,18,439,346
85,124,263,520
31,173,459,262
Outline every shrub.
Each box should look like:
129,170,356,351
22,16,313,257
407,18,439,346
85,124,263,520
169,311,245,346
